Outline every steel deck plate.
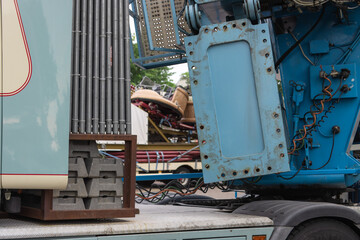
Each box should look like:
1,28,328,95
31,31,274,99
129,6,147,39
0,204,272,239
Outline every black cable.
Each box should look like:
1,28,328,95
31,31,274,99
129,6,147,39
135,178,235,203
309,132,335,170
277,161,304,180
275,7,326,69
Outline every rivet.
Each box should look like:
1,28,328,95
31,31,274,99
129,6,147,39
279,144,283,148
276,128,281,133
214,27,219,32
263,39,267,43
204,155,208,159
191,66,196,70
193,80,198,85
267,166,272,171
232,171,237,176
244,170,249,174
202,140,206,145
204,28,209,33
265,53,270,58
188,42,192,46
242,22,246,26
267,67,272,72
205,164,210,169
189,51,194,55
256,168,260,172
280,153,285,158
200,125,204,130
223,25,228,31
232,23,236,28
221,173,226,177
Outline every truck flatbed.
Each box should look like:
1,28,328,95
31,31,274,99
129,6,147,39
0,204,273,239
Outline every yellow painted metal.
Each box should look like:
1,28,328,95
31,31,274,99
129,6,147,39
148,117,170,143
149,127,188,136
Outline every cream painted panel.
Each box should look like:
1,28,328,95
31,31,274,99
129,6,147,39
2,0,31,96
2,175,68,189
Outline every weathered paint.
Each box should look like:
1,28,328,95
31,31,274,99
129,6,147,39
185,19,290,183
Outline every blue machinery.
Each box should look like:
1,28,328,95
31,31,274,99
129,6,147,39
130,0,360,195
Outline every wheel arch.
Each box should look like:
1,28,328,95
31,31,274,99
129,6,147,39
233,200,360,240
175,165,194,172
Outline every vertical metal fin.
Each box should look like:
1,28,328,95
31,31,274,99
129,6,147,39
71,0,131,135
86,0,94,133
79,0,87,133
119,0,126,134
71,0,81,133
112,0,119,134
93,0,100,134
106,0,112,134
124,0,131,134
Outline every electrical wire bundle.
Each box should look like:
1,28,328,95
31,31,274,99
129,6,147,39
278,68,347,179
288,68,334,155
135,178,233,203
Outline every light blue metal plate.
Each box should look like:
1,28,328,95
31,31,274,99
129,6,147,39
1,0,72,178
185,19,290,183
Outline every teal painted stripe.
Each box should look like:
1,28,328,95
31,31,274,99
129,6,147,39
33,227,273,240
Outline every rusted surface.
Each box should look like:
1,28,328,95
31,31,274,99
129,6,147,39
184,19,290,183
17,135,138,220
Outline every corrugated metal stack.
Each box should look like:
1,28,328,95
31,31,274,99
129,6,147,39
53,141,124,210
70,0,131,135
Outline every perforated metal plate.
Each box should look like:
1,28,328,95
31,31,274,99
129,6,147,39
135,0,191,62
185,19,290,183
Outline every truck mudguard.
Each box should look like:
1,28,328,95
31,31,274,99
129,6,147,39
233,200,360,240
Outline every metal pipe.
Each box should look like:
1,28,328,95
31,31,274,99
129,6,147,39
71,0,81,133
106,0,113,134
93,0,101,134
119,0,125,134
124,0,132,134
70,0,76,131
99,0,107,134
79,0,88,133
86,0,94,133
112,0,120,134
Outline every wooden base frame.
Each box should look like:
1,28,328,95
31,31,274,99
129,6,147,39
18,134,139,220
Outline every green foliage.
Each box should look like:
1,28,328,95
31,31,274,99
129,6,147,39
130,42,175,87
180,72,189,84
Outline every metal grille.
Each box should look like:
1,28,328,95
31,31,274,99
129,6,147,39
70,0,131,135
135,0,191,63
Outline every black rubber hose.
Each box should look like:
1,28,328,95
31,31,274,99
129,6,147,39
275,7,326,69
